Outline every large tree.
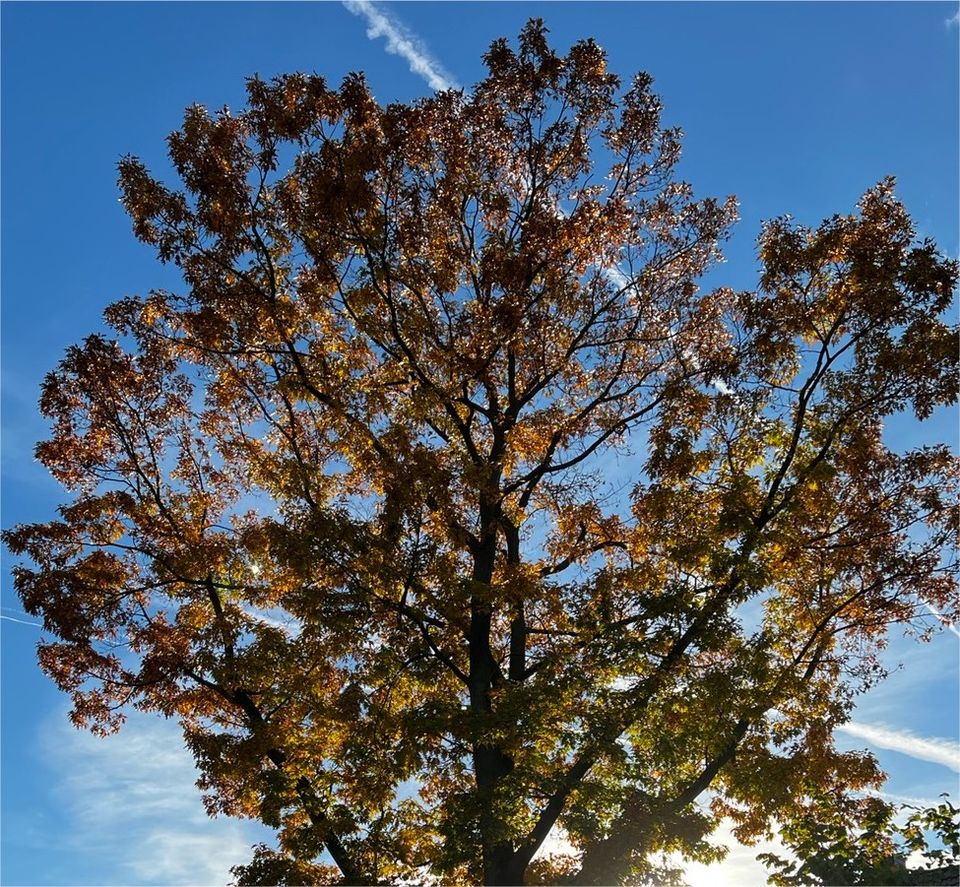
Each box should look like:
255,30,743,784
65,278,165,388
5,21,957,887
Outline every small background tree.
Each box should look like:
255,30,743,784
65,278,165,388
760,794,960,886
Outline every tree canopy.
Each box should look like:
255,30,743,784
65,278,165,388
4,21,957,887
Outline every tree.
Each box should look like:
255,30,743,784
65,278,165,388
4,20,957,887
759,793,960,886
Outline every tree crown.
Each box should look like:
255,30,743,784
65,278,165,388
5,20,957,886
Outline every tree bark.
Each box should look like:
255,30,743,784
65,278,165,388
468,490,521,885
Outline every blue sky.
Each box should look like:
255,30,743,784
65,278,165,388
2,3,958,884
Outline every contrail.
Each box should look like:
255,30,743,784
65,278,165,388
923,601,960,638
342,0,459,92
0,614,41,627
837,721,960,772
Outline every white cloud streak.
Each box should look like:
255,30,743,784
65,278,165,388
836,721,960,772
342,0,459,92
946,9,959,29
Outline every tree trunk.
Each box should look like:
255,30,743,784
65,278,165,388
469,490,522,885
485,848,528,886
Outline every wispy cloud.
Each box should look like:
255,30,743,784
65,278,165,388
946,8,959,28
851,628,957,723
40,708,268,884
868,789,944,808
836,721,960,772
342,0,459,92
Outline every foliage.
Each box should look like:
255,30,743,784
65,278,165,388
4,20,958,887
759,794,960,886
233,843,341,886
